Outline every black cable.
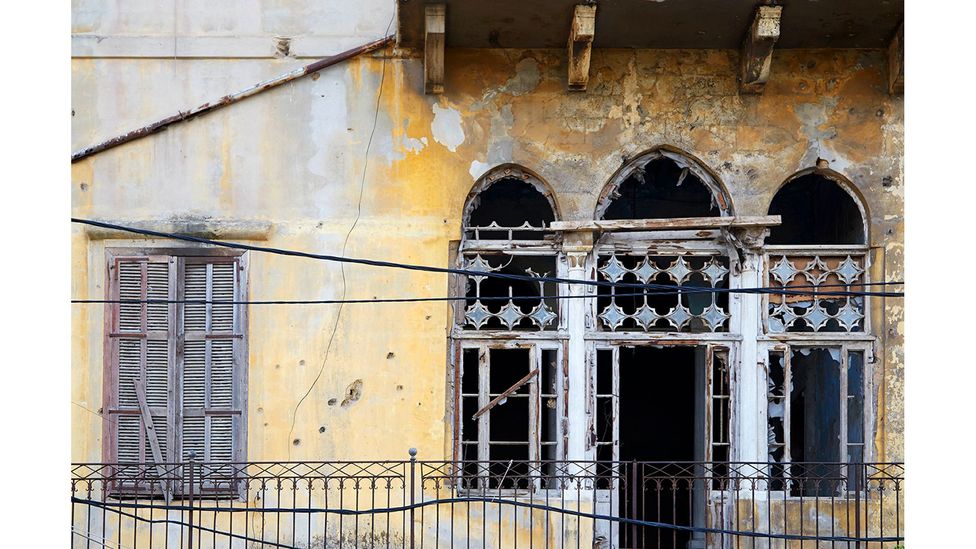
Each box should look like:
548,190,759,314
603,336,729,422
74,496,903,543
71,218,904,298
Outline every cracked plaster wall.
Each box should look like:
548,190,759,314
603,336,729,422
71,44,903,462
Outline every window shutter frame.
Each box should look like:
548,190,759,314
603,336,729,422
103,249,248,496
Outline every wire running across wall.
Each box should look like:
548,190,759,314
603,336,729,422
70,218,904,301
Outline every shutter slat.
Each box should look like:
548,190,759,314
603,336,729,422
183,341,206,408
118,261,142,332
184,264,208,331
145,340,169,408
117,339,141,409
182,416,206,461
117,415,142,463
210,339,234,409
146,263,169,331
210,263,235,331
210,416,234,463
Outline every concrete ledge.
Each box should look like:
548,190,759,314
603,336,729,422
82,218,273,241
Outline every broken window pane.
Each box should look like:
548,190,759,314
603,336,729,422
767,351,787,490
847,350,865,490
710,349,730,488
790,348,841,496
600,157,720,219
540,349,559,463
767,174,865,245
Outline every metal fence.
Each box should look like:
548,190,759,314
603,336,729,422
71,455,903,548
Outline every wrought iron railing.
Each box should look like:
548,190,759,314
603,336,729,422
71,455,903,548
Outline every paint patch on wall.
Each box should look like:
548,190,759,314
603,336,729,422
431,104,465,152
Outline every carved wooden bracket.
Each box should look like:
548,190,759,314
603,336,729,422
567,4,596,91
888,22,904,95
425,4,445,94
740,5,782,94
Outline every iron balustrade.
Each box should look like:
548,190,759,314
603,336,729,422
71,455,903,548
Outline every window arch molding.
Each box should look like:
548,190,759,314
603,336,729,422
461,164,561,233
767,167,869,246
594,145,734,220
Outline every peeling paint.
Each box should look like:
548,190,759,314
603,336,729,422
431,103,464,152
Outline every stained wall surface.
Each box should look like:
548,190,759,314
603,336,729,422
71,1,903,464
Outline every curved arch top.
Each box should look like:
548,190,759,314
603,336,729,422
462,164,561,231
595,145,734,220
767,167,868,245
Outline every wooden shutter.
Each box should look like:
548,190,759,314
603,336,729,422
179,257,245,471
107,256,176,470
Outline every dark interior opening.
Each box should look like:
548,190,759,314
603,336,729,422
467,177,556,234
601,158,720,220
789,348,842,496
618,346,696,549
767,174,865,245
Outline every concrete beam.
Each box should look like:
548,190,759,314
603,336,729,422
888,22,904,95
567,4,596,91
425,4,446,94
739,5,782,94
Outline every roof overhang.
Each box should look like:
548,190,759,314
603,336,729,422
397,0,903,50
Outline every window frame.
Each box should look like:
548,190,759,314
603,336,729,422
101,248,249,475
763,341,874,495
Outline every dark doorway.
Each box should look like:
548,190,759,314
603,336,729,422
618,346,697,549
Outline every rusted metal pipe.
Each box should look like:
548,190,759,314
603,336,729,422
71,35,394,163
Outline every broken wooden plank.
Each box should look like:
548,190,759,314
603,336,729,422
567,4,597,91
133,379,173,503
472,368,539,420
888,22,903,95
425,4,446,94
740,5,782,94
549,215,781,232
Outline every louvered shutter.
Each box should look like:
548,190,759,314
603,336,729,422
179,258,244,474
108,257,175,472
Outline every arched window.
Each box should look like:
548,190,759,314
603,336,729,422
764,170,869,334
455,166,562,469
767,173,865,245
596,148,732,219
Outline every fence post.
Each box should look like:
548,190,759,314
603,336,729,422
187,451,196,549
409,448,417,549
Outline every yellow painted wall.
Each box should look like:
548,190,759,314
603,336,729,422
71,46,903,466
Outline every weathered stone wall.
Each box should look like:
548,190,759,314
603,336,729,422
71,3,903,464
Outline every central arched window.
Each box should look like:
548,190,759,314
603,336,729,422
593,148,734,333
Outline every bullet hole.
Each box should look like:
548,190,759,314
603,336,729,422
328,398,337,406
319,426,327,433
316,221,323,229
882,176,894,187
387,352,395,359
80,183,89,191
417,402,422,407
799,82,808,90
71,109,76,117
396,385,403,391
848,107,856,115
425,315,431,320
263,422,269,427
292,438,301,446
806,61,816,70
887,228,894,236
311,72,320,81
341,379,364,407
876,108,885,117
275,364,281,370
299,359,306,367
257,407,264,413
97,407,103,414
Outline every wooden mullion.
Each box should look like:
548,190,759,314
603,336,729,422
478,347,489,464
204,262,214,462
233,254,247,466
175,256,186,464
166,256,178,463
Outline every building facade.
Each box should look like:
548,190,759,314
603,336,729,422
71,1,904,547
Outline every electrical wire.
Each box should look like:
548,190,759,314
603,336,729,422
70,218,904,298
